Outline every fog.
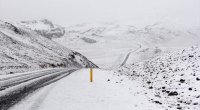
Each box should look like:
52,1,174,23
0,0,199,26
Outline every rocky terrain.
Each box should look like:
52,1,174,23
118,45,200,110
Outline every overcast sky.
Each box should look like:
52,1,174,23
0,0,200,26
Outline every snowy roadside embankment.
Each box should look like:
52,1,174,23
0,68,77,110
118,46,200,110
10,69,164,110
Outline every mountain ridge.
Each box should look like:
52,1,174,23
0,20,97,75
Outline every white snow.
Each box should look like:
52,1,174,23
1,19,200,110
53,21,200,69
0,20,97,75
19,19,65,39
49,20,200,110
117,46,200,110
10,69,163,110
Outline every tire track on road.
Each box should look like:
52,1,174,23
0,69,76,110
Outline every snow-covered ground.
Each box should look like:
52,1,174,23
117,46,200,110
50,20,200,110
10,69,164,110
1,19,200,110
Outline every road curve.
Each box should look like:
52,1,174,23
119,44,141,67
0,68,77,110
107,44,141,70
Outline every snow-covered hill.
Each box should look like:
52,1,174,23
56,21,200,47
118,45,200,110
20,19,65,39
53,21,200,68
0,20,97,75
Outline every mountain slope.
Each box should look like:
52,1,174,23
20,19,65,39
53,21,200,68
55,22,200,48
118,46,200,110
0,20,97,75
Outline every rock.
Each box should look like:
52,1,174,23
154,101,162,105
149,86,153,89
193,102,198,105
189,55,194,57
180,79,185,83
188,88,192,91
168,91,178,96
147,81,151,84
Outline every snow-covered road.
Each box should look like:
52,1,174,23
10,69,162,110
0,68,77,110
119,44,141,68
104,44,142,70
0,69,66,90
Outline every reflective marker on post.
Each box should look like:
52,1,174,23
90,68,93,82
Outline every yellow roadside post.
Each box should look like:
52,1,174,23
90,68,93,82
